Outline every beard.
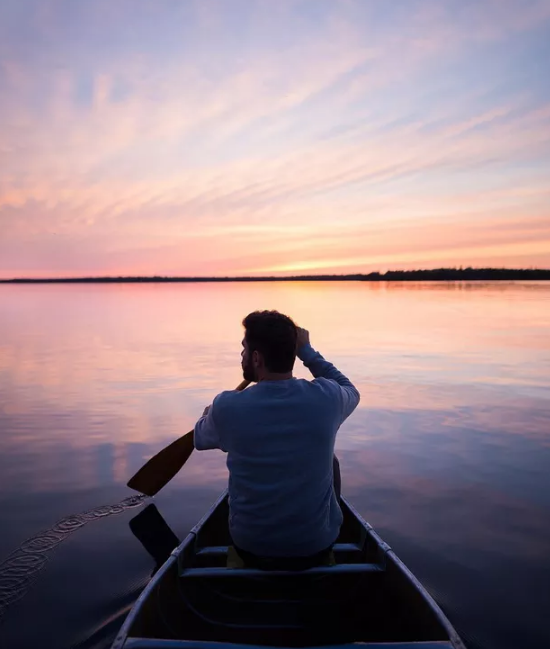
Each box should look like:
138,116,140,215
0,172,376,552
242,357,257,382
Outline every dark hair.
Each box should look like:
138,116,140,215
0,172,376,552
242,310,298,373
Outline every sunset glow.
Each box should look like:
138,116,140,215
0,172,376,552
1,0,549,278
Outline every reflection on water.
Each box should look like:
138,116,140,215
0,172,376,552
0,282,549,648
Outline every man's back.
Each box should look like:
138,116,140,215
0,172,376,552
194,342,360,557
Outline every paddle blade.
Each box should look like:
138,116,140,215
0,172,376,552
129,504,181,572
127,430,195,496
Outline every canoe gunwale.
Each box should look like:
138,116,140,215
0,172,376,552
111,552,180,649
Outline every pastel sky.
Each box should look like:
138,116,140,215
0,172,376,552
1,0,550,278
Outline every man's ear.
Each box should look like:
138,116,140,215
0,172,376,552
252,350,261,367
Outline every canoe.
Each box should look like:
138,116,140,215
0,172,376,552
112,491,465,649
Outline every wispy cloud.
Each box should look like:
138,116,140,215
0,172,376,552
1,0,549,277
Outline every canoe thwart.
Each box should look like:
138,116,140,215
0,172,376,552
180,563,383,579
195,543,363,557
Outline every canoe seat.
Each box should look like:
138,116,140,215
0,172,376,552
180,563,383,578
195,543,363,557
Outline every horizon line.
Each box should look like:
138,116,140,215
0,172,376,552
2,267,550,283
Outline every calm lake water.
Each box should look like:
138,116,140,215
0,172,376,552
0,281,549,649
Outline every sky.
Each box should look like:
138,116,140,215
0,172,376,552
1,0,549,278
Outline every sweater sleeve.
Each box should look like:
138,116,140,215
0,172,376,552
298,343,360,423
193,394,227,452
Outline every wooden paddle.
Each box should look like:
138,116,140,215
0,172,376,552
127,379,250,496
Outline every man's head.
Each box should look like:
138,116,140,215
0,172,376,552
241,310,298,382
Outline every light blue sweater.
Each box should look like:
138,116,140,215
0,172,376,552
193,343,360,557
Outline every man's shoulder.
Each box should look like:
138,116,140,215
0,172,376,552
212,387,248,411
290,377,346,409
307,376,343,392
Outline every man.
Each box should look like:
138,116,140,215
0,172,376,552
193,310,360,568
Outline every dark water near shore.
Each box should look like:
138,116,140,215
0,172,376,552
1,281,549,649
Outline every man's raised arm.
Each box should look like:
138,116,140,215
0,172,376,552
296,327,360,423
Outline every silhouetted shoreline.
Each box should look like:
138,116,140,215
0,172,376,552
2,268,550,283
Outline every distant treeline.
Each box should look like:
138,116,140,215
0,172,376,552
2,267,550,283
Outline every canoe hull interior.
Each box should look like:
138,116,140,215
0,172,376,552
113,492,464,649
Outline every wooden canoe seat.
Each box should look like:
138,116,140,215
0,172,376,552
180,563,383,578
195,543,363,558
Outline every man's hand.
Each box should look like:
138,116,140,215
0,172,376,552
296,327,310,351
